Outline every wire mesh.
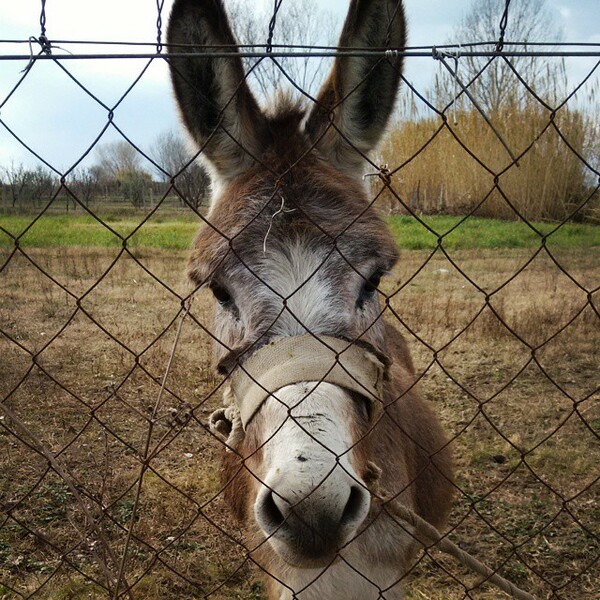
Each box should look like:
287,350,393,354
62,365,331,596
0,1,599,599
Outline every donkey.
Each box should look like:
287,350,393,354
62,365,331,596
167,0,453,598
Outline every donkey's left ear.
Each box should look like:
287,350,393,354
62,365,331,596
305,0,406,172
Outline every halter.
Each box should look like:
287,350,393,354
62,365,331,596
209,335,387,447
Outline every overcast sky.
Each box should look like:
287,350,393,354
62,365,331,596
0,0,598,172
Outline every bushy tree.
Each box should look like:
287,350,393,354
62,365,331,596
150,131,210,210
93,141,153,207
95,140,142,180
119,169,153,208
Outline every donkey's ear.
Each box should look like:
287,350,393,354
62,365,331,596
167,0,266,182
305,0,406,172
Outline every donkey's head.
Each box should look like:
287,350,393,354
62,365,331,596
168,0,406,567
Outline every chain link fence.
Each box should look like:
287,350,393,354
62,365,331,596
1,0,599,598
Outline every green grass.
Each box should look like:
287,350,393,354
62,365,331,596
387,215,600,250
0,215,199,250
1,213,598,250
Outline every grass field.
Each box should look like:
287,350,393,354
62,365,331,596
1,213,599,250
0,236,599,598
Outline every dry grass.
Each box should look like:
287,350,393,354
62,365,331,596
379,104,598,222
386,247,599,599
0,246,598,599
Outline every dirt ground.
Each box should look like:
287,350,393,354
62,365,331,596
0,245,598,599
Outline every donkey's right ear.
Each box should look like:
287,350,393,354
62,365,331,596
305,0,406,173
167,0,266,182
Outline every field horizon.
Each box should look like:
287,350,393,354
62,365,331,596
1,212,599,251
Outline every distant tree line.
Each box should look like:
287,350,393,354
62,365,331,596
1,132,210,212
2,0,332,214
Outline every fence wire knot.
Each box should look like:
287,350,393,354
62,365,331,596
21,35,52,73
208,386,244,451
363,164,391,186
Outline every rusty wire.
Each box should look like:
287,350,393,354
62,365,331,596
0,0,599,599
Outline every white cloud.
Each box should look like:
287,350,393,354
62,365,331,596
559,7,572,20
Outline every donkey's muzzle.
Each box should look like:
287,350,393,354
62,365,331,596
255,471,371,566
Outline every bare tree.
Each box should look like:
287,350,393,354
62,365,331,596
150,131,210,210
1,163,56,208
432,0,564,113
228,0,336,98
29,166,57,205
2,162,30,208
69,167,101,207
94,141,142,180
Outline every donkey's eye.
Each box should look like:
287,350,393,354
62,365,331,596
357,270,383,309
363,272,382,295
356,396,370,421
209,282,233,306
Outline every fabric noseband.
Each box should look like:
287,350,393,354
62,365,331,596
229,335,386,430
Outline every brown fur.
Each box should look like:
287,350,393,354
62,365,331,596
222,321,454,545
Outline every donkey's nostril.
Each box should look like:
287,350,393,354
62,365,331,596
261,490,286,529
341,485,370,526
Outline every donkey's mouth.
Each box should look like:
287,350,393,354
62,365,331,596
272,544,341,570
265,522,349,569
